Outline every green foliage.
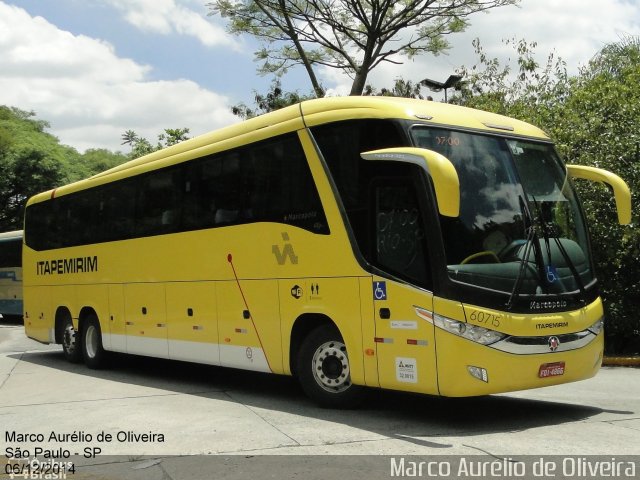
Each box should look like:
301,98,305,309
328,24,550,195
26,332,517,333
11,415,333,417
1,107,67,230
121,128,190,158
455,37,640,354
79,149,130,174
207,0,518,96
364,78,425,99
558,38,640,354
231,79,314,119
0,106,128,231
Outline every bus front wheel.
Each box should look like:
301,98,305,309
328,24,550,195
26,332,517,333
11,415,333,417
297,324,364,408
82,314,107,369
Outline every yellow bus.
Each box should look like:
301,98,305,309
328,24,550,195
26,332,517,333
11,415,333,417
0,230,23,319
23,97,631,407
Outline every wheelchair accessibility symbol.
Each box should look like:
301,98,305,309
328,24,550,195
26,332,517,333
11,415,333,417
546,265,559,284
373,281,387,301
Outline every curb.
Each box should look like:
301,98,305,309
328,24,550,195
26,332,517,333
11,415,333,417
602,357,640,367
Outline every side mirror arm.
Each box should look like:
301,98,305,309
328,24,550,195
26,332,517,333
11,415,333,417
567,164,632,225
361,148,460,217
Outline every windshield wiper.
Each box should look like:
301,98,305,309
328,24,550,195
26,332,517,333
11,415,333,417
531,196,586,303
506,195,545,310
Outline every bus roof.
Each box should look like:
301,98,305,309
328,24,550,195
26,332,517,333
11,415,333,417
27,96,549,205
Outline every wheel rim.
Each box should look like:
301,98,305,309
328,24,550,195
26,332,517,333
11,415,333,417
311,340,352,393
62,323,76,354
85,325,98,359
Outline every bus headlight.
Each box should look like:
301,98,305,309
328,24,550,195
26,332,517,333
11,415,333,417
434,315,506,345
588,317,604,335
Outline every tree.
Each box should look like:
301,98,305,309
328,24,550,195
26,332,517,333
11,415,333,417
121,130,138,147
159,128,191,147
0,107,67,230
207,0,519,96
231,77,425,120
122,128,190,159
453,38,569,126
0,106,129,230
555,37,640,355
80,149,129,174
231,79,315,119
364,77,425,98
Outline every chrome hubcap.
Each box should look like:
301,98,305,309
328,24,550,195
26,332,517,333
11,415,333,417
62,324,76,354
311,340,351,393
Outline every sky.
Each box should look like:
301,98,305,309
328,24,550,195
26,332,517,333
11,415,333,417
1,0,639,153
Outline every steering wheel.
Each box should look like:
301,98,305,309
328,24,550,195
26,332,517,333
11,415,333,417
460,250,501,265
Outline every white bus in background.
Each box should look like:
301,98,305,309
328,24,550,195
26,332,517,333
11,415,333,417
0,230,23,319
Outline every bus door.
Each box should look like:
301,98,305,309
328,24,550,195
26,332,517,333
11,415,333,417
371,277,438,394
368,180,438,394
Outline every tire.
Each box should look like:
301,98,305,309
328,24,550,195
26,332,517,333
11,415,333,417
61,314,82,363
297,324,365,408
82,314,107,369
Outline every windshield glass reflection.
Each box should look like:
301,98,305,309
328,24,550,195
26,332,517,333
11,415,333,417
411,127,593,297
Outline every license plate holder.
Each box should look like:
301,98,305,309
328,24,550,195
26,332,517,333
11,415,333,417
538,361,565,378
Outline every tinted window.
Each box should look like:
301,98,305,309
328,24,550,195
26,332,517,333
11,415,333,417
312,119,433,289
24,133,328,251
0,237,21,267
136,167,182,236
374,181,430,286
183,134,328,233
101,179,136,242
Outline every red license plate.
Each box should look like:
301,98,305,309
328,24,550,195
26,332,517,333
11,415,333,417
538,362,565,378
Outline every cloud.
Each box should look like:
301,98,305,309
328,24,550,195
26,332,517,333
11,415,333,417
0,4,147,83
0,2,238,152
104,0,238,49
320,0,640,97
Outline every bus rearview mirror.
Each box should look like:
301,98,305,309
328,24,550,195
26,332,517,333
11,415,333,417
566,164,632,225
360,147,460,217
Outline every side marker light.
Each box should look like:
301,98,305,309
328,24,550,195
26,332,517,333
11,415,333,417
467,365,489,383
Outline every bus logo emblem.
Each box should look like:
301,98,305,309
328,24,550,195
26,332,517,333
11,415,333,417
548,336,560,352
272,232,299,265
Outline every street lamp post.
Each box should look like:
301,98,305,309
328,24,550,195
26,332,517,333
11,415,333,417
420,74,463,102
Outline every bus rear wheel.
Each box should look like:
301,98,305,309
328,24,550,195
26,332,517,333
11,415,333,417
61,316,81,363
82,314,107,369
297,324,364,408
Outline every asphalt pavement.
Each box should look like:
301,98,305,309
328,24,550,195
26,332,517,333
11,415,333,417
1,321,638,479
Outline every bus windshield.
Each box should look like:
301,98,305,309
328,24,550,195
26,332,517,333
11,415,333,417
411,127,594,299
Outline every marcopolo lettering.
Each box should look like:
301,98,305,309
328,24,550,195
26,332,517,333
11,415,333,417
529,300,568,310
36,256,98,275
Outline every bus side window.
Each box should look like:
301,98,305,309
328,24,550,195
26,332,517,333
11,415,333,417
250,135,328,232
136,167,182,236
66,190,100,246
215,152,248,225
25,201,57,251
0,236,21,268
183,155,221,230
101,179,136,242
185,134,328,234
